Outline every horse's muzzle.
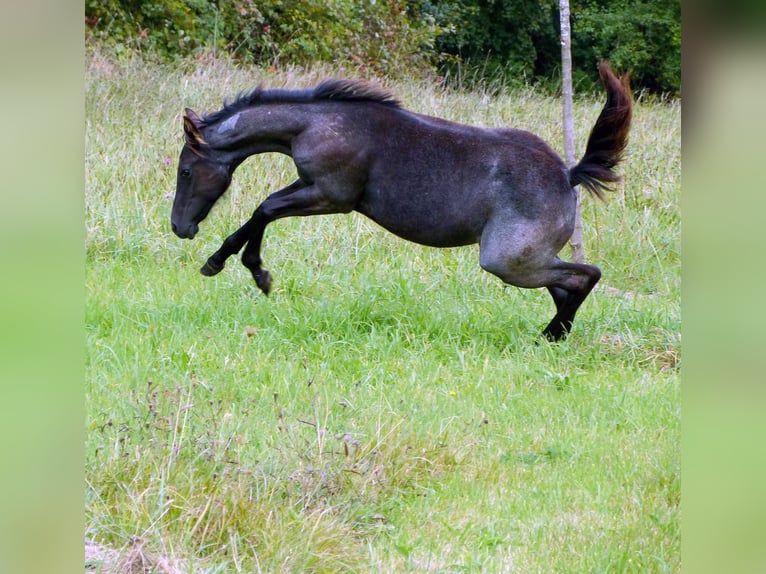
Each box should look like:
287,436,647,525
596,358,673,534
171,221,198,239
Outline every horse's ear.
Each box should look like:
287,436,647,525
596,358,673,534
183,108,206,146
184,108,202,125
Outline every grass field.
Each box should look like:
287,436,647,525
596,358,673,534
85,53,680,573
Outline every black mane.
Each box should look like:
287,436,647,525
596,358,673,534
201,79,401,126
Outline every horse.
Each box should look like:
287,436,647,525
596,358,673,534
171,62,632,341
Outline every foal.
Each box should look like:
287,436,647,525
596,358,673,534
171,62,632,340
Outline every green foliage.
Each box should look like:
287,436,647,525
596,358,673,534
422,0,561,88
85,0,438,77
422,0,681,94
85,0,216,56
572,0,682,94
85,0,680,93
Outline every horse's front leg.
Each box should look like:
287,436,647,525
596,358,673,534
199,179,307,278
238,218,272,294
239,181,356,296
200,218,254,276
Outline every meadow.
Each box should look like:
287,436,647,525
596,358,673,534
85,53,680,573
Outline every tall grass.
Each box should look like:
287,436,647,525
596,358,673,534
85,52,680,573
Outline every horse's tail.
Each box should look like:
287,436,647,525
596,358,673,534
569,61,633,200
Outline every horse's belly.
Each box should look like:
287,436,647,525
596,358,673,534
354,200,481,248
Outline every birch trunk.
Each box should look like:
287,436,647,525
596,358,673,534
559,0,584,263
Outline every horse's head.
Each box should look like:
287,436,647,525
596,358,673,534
171,108,235,239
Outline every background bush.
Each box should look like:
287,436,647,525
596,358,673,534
422,0,681,93
85,0,680,94
86,0,437,77
570,0,681,94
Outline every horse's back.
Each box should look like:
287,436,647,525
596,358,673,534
380,110,573,205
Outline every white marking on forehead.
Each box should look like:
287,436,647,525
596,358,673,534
217,113,241,134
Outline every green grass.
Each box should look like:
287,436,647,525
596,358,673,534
85,52,680,573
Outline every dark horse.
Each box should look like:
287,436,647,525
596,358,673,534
171,62,631,341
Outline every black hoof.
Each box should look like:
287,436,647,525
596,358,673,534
200,258,225,276
542,322,571,342
542,329,564,342
254,269,272,295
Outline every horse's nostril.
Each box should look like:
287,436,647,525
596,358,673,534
172,222,178,233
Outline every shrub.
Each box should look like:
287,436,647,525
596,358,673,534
422,0,681,94
85,0,438,78
571,0,681,94
85,0,680,93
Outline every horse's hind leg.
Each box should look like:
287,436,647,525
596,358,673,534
540,261,601,341
480,226,601,341
546,286,569,314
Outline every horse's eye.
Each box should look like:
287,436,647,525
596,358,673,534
180,168,191,178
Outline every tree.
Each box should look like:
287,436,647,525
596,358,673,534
571,0,681,94
423,0,680,95
559,0,585,263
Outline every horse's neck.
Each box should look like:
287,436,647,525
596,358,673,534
205,104,310,158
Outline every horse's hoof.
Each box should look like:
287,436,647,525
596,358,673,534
542,325,564,342
542,328,569,342
255,269,272,295
200,258,224,276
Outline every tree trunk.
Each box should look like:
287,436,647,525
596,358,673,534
559,0,585,263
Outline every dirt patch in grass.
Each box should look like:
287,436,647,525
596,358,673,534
85,538,187,574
